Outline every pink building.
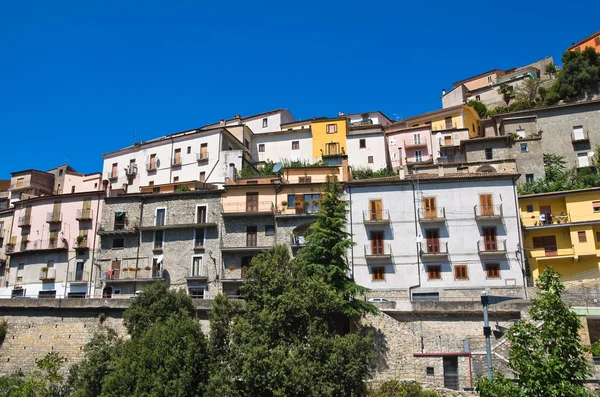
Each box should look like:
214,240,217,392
385,125,434,171
1,169,103,299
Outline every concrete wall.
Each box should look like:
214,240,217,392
464,138,510,163
347,131,388,170
251,130,313,163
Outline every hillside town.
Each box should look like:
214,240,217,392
1,29,600,395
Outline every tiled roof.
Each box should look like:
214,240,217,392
347,172,520,185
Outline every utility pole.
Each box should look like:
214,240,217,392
481,291,493,380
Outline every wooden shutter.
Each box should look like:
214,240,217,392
295,193,304,215
246,226,257,247
424,197,436,218
111,260,121,280
426,229,440,253
483,227,497,251
246,193,258,212
370,231,384,255
370,200,382,221
480,194,493,216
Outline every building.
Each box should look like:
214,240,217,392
1,188,104,299
8,169,55,206
401,105,480,138
200,109,296,134
346,121,388,171
519,188,600,282
385,125,434,171
94,184,222,299
0,208,14,290
567,30,600,53
346,172,525,301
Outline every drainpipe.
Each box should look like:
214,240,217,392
408,180,421,299
87,191,102,297
348,185,354,279
512,177,528,298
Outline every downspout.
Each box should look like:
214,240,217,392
408,180,421,299
205,131,223,184
512,177,528,298
87,191,102,297
348,185,354,279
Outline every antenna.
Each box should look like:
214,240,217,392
133,129,137,145
273,162,283,173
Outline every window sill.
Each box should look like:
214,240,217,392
427,278,443,281
454,278,469,281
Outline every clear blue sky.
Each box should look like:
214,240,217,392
0,1,597,177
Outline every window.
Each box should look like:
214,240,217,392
423,197,437,218
596,231,600,242
368,156,374,164
526,204,534,213
520,143,528,152
287,194,295,206
153,187,160,193
326,124,337,134
573,126,585,141
258,144,265,152
292,141,300,150
16,263,24,282
112,238,124,249
111,163,118,178
454,265,468,280
189,288,204,299
154,231,164,250
246,226,257,247
595,37,600,46
426,367,435,376
173,148,181,165
149,154,157,170
156,208,166,226
369,200,383,221
262,118,268,128
59,169,64,176
425,229,440,253
370,231,384,255
196,206,207,223
173,176,179,183
475,95,481,101
244,139,250,149
485,263,500,278
526,174,534,183
39,290,57,299
16,177,24,188
199,172,206,182
187,146,191,154
482,227,497,251
578,231,587,243
265,225,275,236
191,256,203,277
194,229,205,248
445,116,453,129
389,136,396,146
577,153,589,167
593,201,600,212
532,235,557,255
485,148,493,160
479,194,494,216
246,193,259,212
298,176,312,183
359,139,366,149
472,123,475,133
413,133,421,145
414,150,423,162
71,186,76,193
487,75,493,83
149,181,154,186
114,211,127,229
427,265,441,280
200,143,208,160
372,267,385,281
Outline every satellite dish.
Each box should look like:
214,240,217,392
273,162,283,173
415,234,423,243
435,132,442,139
588,151,595,158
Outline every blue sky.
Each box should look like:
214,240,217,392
0,1,597,177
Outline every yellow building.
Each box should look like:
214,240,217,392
519,188,600,281
401,105,481,138
310,117,348,158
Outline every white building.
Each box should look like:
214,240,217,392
347,126,388,171
345,172,525,301
251,129,314,164
201,109,296,134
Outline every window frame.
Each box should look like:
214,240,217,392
371,266,385,281
258,143,265,152
593,201,600,213
262,118,268,128
359,139,366,149
326,124,337,134
454,265,468,280
265,224,275,236
155,207,166,227
153,230,164,251
194,228,205,249
195,205,208,224
291,141,300,150
427,265,441,280
484,147,493,160
578,231,587,243
112,237,124,249
368,156,374,164
485,263,500,279
191,255,204,277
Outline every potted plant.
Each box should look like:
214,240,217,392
41,266,48,273
281,200,288,207
76,235,85,246
294,200,302,207
303,200,310,207
21,237,30,245
312,200,320,206
144,266,151,271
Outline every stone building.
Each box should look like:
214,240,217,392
95,183,221,299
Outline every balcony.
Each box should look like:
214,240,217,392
291,234,308,248
439,138,458,148
196,152,209,162
145,162,157,172
405,157,433,165
9,181,32,191
522,213,577,230
572,129,589,143
321,143,345,157
5,243,15,253
76,209,93,221
39,268,56,281
528,245,576,261
221,201,274,217
7,239,67,255
68,271,89,284
103,268,164,282
106,172,118,181
186,268,208,281
125,165,138,178
74,238,88,250
418,208,446,223
474,204,503,220
18,216,31,227
46,212,63,224
419,241,449,259
364,243,392,260
362,210,390,225
171,157,182,167
477,239,507,256
404,140,428,149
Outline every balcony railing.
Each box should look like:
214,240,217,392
321,143,345,157
18,216,31,227
146,162,157,172
477,239,507,255
291,234,308,247
9,181,31,190
196,152,209,162
364,243,392,258
528,245,576,259
474,204,503,219
39,268,56,281
103,268,163,281
417,207,446,222
106,172,118,180
73,238,88,249
362,210,390,224
222,201,274,214
439,138,457,147
419,241,449,257
405,157,433,165
404,140,427,149
76,209,93,221
171,157,182,167
572,129,589,143
5,243,15,253
46,212,63,223
187,268,207,279
69,271,89,283
125,165,138,178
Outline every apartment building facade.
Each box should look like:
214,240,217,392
567,30,600,53
346,173,525,301
0,208,14,291
519,188,600,282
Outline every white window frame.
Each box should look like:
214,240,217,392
191,255,204,277
155,207,167,226
195,205,208,224
415,150,423,162
258,144,265,152
188,286,206,299
389,136,396,146
262,118,268,128
413,133,421,145
578,153,590,167
194,228,206,248
573,125,584,141
520,143,528,152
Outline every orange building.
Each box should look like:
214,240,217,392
567,30,600,53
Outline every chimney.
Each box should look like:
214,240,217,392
339,111,344,116
399,168,405,180
442,89,446,96
219,119,225,126
438,165,444,177
234,114,241,120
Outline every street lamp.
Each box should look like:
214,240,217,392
481,291,494,381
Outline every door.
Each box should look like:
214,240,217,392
82,199,91,219
533,235,557,256
246,226,257,247
197,207,207,223
295,193,305,215
480,194,494,216
111,260,121,280
156,209,166,226
443,356,459,390
326,142,339,155
444,136,453,146
200,143,208,159
174,148,181,165
483,227,497,251
539,205,552,224
426,229,440,253
246,193,258,212
370,231,384,255
415,150,423,162
75,261,84,281
111,163,117,178
424,197,436,218
369,200,383,221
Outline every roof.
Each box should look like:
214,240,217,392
519,186,600,199
452,69,505,87
344,111,394,124
345,172,520,187
385,124,432,134
401,105,466,123
481,98,600,120
10,169,54,177
200,109,293,129
567,30,600,51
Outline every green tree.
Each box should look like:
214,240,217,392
352,167,396,180
0,352,67,397
556,48,600,101
544,62,557,78
514,78,541,109
476,267,592,396
497,83,515,107
467,100,488,119
299,175,377,317
122,281,195,338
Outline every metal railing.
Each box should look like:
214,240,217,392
73,238,88,249
417,207,446,221
68,271,89,283
474,204,503,218
419,241,449,255
106,171,118,180
404,139,427,148
103,268,163,281
145,162,157,172
18,216,31,227
291,234,308,247
222,201,274,213
39,268,56,280
125,165,138,177
362,210,390,223
477,239,507,254
196,152,209,161
76,209,93,220
364,243,392,257
46,212,63,223
350,119,373,127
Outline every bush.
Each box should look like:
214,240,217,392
367,380,441,396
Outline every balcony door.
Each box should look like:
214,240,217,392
294,193,305,214
326,142,339,155
200,143,208,159
156,208,166,226
369,200,383,221
480,194,494,216
246,193,258,212
426,229,440,253
111,260,121,280
246,226,257,247
444,136,453,146
82,199,92,219
370,231,384,255
111,163,118,178
423,197,436,218
482,227,497,251
532,235,557,256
